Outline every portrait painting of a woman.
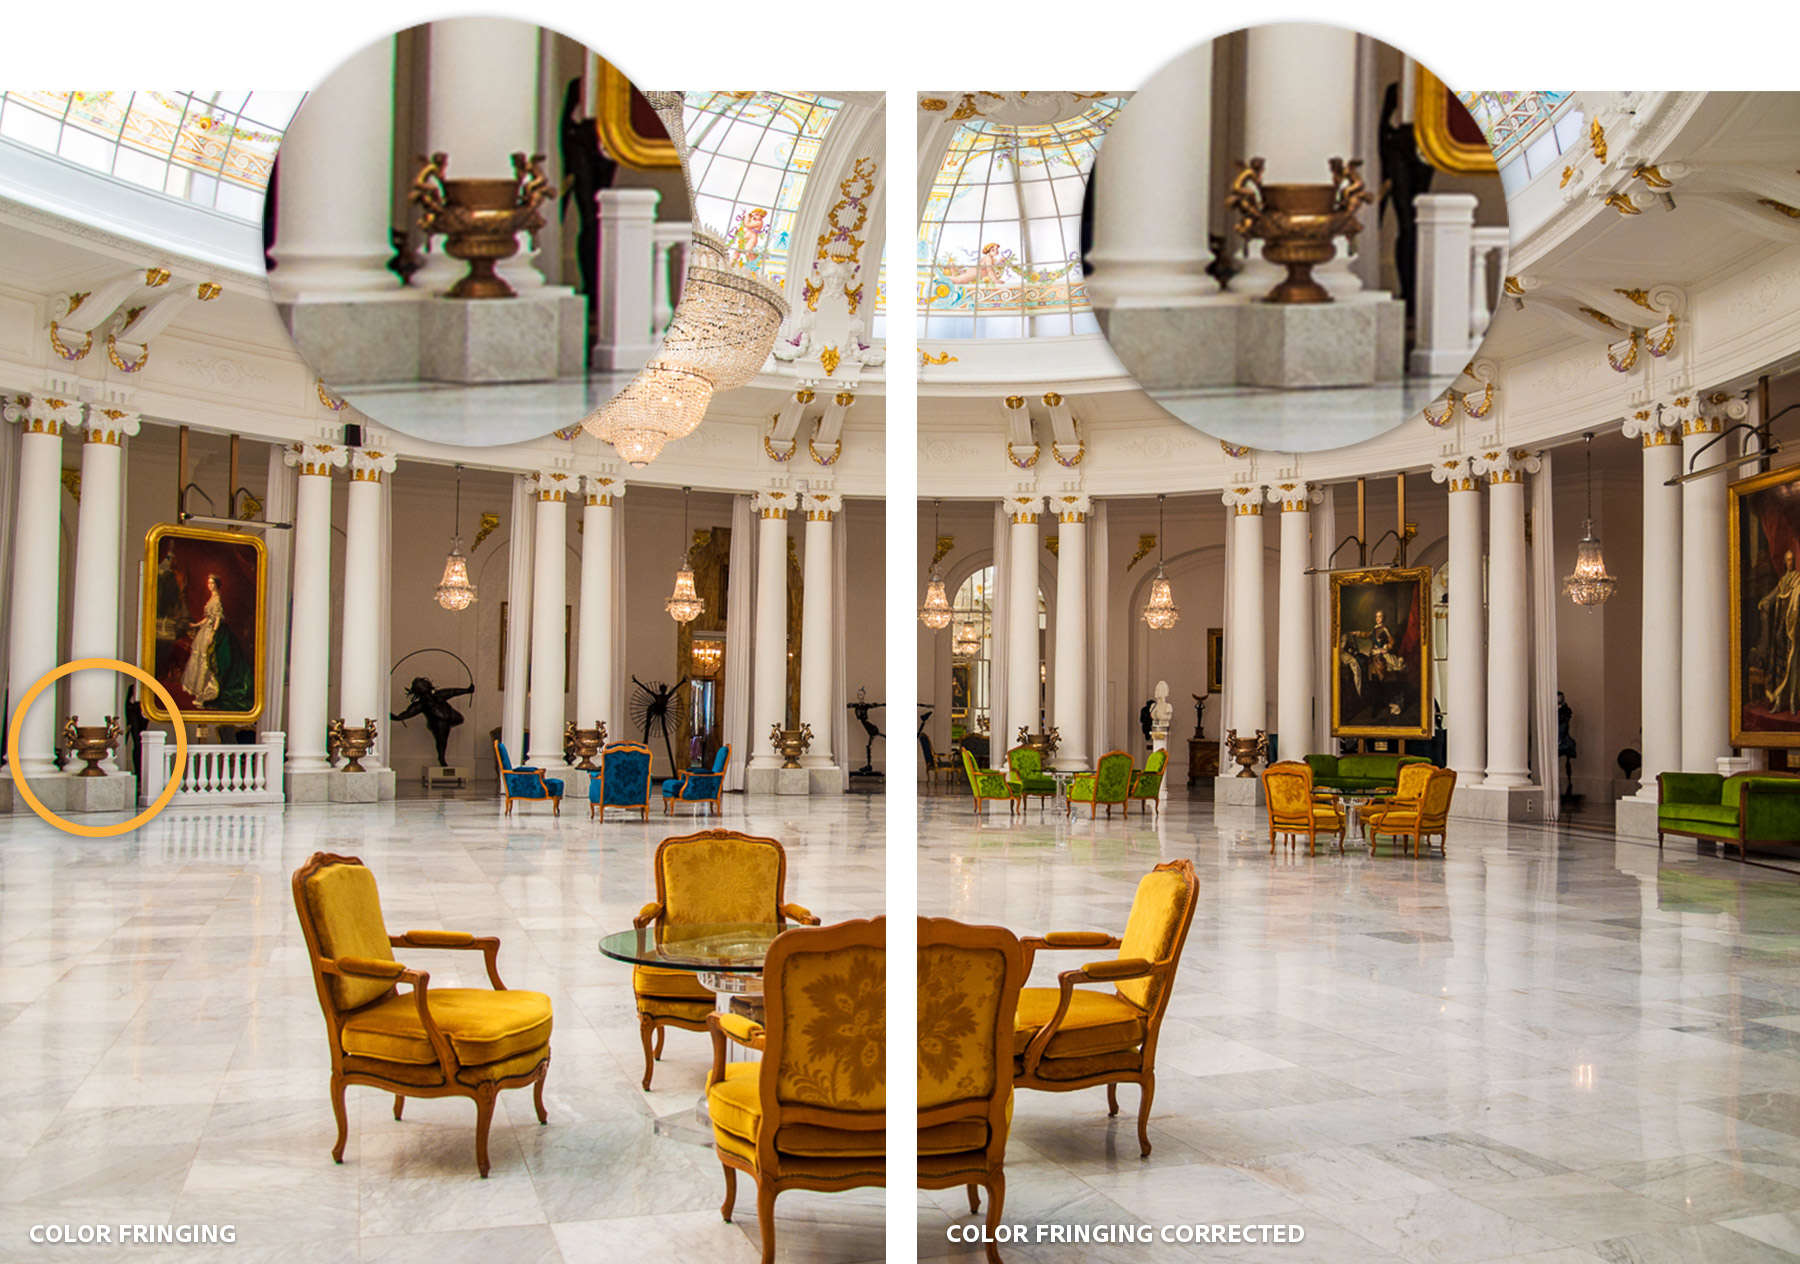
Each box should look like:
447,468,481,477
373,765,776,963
141,525,266,723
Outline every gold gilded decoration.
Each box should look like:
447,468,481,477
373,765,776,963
920,350,958,366
1462,381,1495,419
1226,156,1373,304
819,345,841,375
1590,119,1607,163
1051,430,1086,468
1004,395,1024,409
1042,392,1063,407
1615,288,1655,309
105,333,148,373
1046,536,1059,556
410,150,551,300
1631,164,1671,189
1422,395,1457,428
919,98,948,112
1560,166,1574,188
1603,191,1640,216
803,155,876,310
835,391,854,407
119,305,144,332
195,281,222,301
1006,442,1040,469
238,491,262,521
1642,427,1679,447
471,512,501,552
763,432,796,462
316,380,348,411
1757,198,1800,220
48,321,91,362
808,434,841,466
140,522,268,725
1647,316,1678,358
1220,440,1250,458
1127,534,1157,570
1446,476,1479,492
796,389,816,404
1413,69,1497,174
1503,275,1525,297
931,534,954,569
1607,334,1641,374
1683,415,1725,436
594,60,679,169
1580,306,1626,332
1235,502,1264,515
61,468,81,502
65,290,90,315
145,268,171,287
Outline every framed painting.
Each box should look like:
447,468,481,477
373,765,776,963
1729,464,1800,747
594,58,678,169
140,523,266,724
1413,69,1497,175
1206,627,1223,695
1330,567,1431,738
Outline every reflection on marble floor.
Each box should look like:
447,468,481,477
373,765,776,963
916,789,1800,1263
342,372,640,447
1153,378,1455,454
0,792,884,1263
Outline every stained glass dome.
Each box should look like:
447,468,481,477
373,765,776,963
1456,90,1582,194
919,98,1124,339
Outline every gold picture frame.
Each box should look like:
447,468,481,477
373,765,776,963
1728,463,1800,747
1414,68,1497,175
140,523,267,724
595,58,679,169
1330,567,1432,739
1206,628,1223,695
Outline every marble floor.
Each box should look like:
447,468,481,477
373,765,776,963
917,788,1800,1263
1152,377,1455,454
0,790,885,1263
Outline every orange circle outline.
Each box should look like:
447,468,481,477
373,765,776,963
6,657,189,838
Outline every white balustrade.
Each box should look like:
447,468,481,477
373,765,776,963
139,730,287,805
651,220,690,343
1469,227,1509,345
1412,193,1510,374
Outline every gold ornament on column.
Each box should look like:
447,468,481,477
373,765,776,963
434,465,478,611
1141,494,1180,630
666,486,706,624
918,498,952,629
1563,433,1619,608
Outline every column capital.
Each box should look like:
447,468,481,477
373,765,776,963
1222,484,1265,514
1050,491,1091,522
1430,454,1482,492
1622,407,1682,446
1003,492,1042,523
533,469,576,501
346,448,398,481
1688,390,1748,436
800,489,842,520
1267,481,1320,511
1473,448,1541,484
583,471,625,505
285,441,348,477
754,487,797,518
78,406,141,445
12,395,79,435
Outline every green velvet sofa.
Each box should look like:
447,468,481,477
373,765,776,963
1302,753,1430,792
1656,771,1800,860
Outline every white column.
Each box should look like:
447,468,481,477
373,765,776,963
749,488,795,769
500,475,535,759
575,472,622,733
1626,421,1682,798
1272,483,1315,760
1682,410,1732,768
1085,45,1213,304
337,449,396,761
1004,493,1042,744
67,410,138,763
417,17,543,294
1409,194,1477,375
267,36,399,298
1433,461,1486,779
1224,486,1267,741
798,487,842,772
1051,494,1090,769
1240,24,1360,297
1477,450,1538,785
4,398,75,777
526,470,574,773
284,441,347,771
595,189,662,371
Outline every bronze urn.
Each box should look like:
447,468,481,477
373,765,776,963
411,151,551,300
1223,727,1268,778
1014,725,1061,757
565,720,607,771
328,718,378,773
769,722,814,770
1226,157,1374,304
62,715,121,777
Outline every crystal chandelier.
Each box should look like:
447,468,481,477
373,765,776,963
434,464,477,612
952,619,981,658
919,499,952,629
584,362,713,468
667,486,706,624
691,631,725,676
1141,494,1180,629
1563,432,1619,608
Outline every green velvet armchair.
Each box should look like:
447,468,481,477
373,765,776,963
1006,745,1056,812
1067,750,1132,818
1128,749,1167,816
1657,770,1800,860
963,747,1018,818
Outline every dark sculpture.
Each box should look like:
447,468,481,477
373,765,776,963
391,677,474,767
1379,81,1436,321
1204,233,1239,291
630,676,688,773
1191,693,1207,741
848,689,884,777
1139,697,1155,745
558,76,619,341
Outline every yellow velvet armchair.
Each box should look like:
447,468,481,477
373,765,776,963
707,917,885,1264
1014,859,1198,1157
919,917,1025,1264
1366,766,1458,856
633,829,819,1090
291,852,551,1178
1261,760,1346,855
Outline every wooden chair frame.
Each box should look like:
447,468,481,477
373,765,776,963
919,917,1025,1264
1128,749,1168,817
1004,745,1056,814
963,747,1019,819
662,743,731,816
291,852,549,1178
494,739,562,816
592,741,654,820
632,829,818,1090
709,917,885,1264
1367,767,1458,857
1261,760,1346,855
1015,858,1198,1157
1067,750,1133,818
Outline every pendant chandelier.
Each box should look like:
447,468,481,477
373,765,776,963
434,464,477,612
584,362,712,468
1563,432,1619,608
666,486,706,624
919,498,952,629
690,631,725,676
952,619,981,659
1141,494,1180,630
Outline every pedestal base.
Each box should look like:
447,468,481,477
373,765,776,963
806,767,844,795
775,768,811,796
422,765,470,788
1,769,75,813
64,774,136,814
329,768,396,803
279,295,422,385
744,766,778,795
1616,794,1660,840
420,292,585,384
1214,774,1265,806
1449,782,1551,822
1096,302,1239,390
286,768,334,803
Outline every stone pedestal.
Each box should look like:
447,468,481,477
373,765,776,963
4,770,73,813
775,768,811,796
745,767,779,796
1615,795,1659,841
420,291,585,383
1096,304,1237,389
807,768,842,794
1239,297,1404,388
64,774,136,813
286,768,335,804
280,296,422,384
329,769,395,803
1214,774,1265,807
1448,782,1551,822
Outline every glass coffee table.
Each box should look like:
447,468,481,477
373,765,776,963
600,922,788,1143
1323,787,1396,849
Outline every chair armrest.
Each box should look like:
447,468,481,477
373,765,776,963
706,1011,766,1087
390,931,506,988
333,955,406,979
1018,961,1157,1077
1076,957,1153,981
513,766,540,774
782,902,821,926
1019,931,1121,972
632,902,663,929
323,958,458,1076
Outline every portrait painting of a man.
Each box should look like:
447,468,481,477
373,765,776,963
1730,465,1800,745
1331,567,1431,738
140,524,266,724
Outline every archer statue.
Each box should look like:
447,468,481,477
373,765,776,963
391,677,474,767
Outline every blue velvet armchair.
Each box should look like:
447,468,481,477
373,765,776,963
591,742,653,820
662,744,730,816
494,740,564,816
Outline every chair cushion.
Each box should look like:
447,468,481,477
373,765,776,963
633,965,715,1000
1014,987,1146,1059
708,1063,884,1158
303,864,397,1011
1116,866,1192,1012
1014,1046,1143,1080
1660,803,1741,829
544,778,564,797
339,987,553,1066
635,995,716,1023
661,777,684,797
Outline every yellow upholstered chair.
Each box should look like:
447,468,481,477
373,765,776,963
1367,767,1458,856
633,829,818,1090
707,918,885,1264
1261,760,1346,855
919,917,1025,1264
291,852,551,1178
1014,859,1198,1157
